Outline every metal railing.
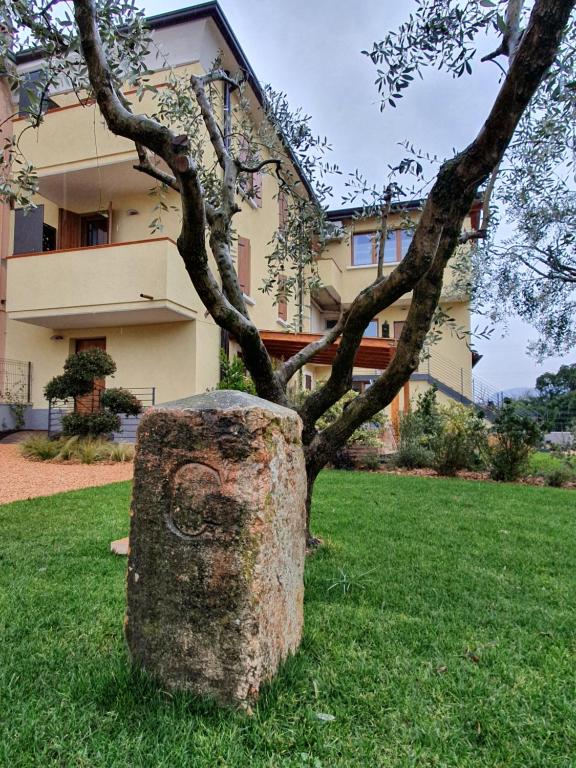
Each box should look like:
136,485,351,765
416,352,473,404
414,352,505,416
0,358,31,404
48,387,156,442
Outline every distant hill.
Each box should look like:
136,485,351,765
500,387,537,400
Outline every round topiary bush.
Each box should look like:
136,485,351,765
100,388,143,416
44,348,141,439
61,411,121,438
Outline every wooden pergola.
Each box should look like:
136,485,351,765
259,330,396,370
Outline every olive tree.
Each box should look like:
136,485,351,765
0,0,574,543
469,3,576,360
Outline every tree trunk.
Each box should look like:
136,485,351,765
303,439,335,548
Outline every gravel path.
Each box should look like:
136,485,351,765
0,445,133,504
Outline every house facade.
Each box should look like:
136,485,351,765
0,2,478,433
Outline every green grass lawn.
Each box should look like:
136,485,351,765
1,473,575,767
529,450,574,476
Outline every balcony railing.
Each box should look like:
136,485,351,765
7,238,200,329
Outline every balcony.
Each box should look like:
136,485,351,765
7,238,200,329
312,258,342,310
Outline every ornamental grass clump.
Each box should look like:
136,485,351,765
20,435,135,464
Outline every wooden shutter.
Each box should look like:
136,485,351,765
393,321,405,340
278,275,288,321
107,201,113,243
279,191,288,228
237,237,251,296
253,172,262,207
13,205,44,254
58,208,82,250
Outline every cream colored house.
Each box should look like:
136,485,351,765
0,2,480,433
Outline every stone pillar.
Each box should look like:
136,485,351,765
125,390,307,708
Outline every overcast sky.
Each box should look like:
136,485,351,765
140,0,569,391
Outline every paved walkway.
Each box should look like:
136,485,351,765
0,445,133,504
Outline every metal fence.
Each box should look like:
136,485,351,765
48,387,156,442
0,358,31,404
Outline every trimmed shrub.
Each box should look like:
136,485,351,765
61,411,121,438
100,388,143,416
44,349,139,439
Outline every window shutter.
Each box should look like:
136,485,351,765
394,321,405,340
237,236,251,296
253,171,262,207
58,208,82,250
279,191,288,228
278,275,288,321
13,205,44,254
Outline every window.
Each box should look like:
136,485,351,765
57,208,111,249
305,374,313,391
238,138,262,208
18,70,58,117
237,237,251,296
325,318,338,330
42,224,56,252
352,230,413,266
81,214,108,247
383,231,397,263
400,229,413,257
352,233,374,265
364,319,378,338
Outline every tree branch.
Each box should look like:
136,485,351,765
376,186,393,279
300,0,575,437
190,72,230,170
236,157,282,174
133,143,181,192
199,69,243,91
278,311,348,386
72,0,282,400
307,229,459,472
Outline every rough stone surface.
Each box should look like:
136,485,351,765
125,390,307,707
